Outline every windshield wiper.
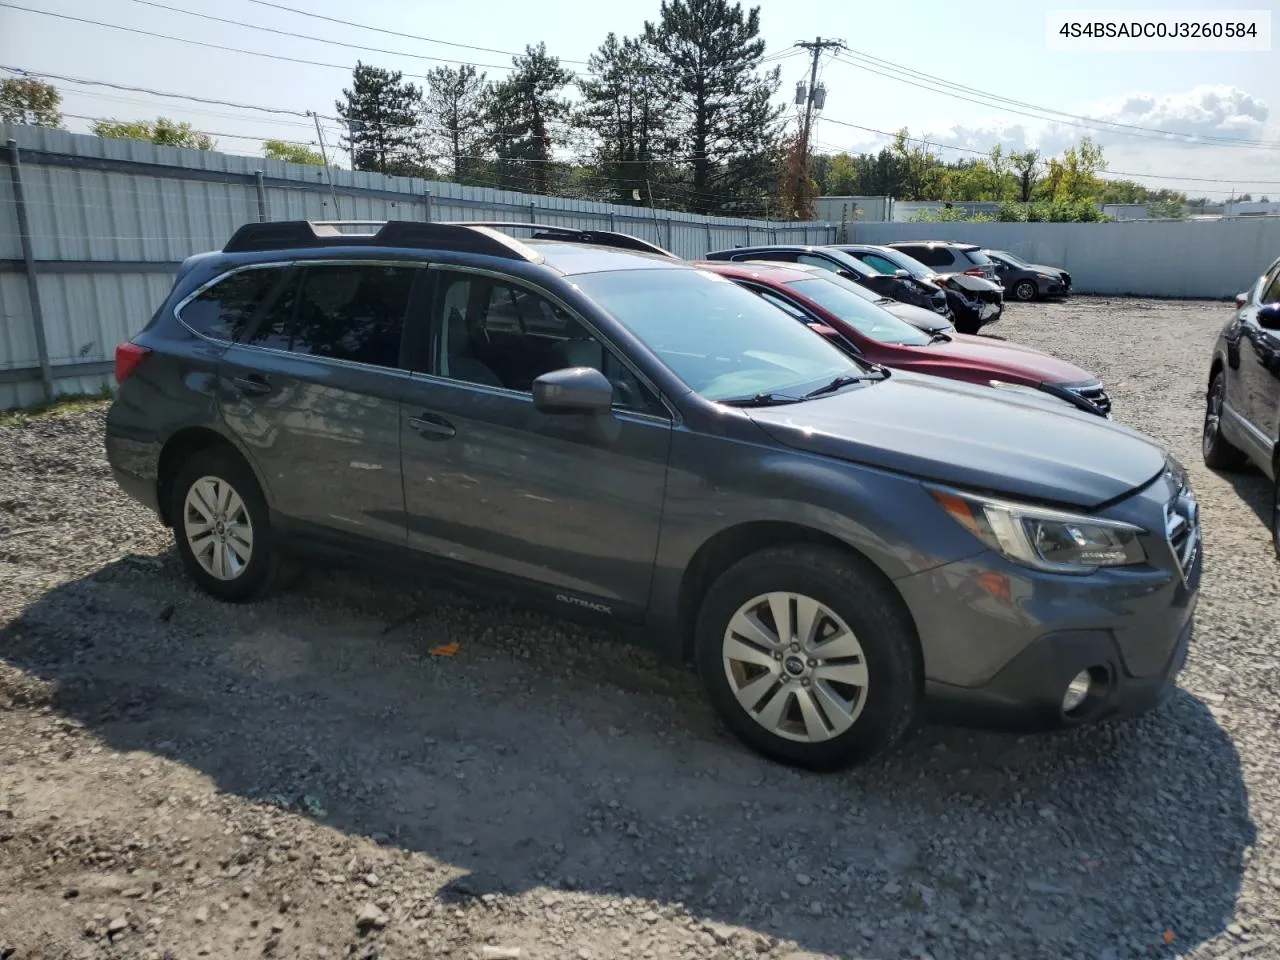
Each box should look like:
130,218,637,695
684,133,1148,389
801,370,889,399
720,392,804,407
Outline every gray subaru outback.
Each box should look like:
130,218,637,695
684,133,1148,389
105,220,1201,770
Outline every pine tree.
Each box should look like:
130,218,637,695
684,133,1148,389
423,64,490,183
486,44,573,194
576,33,674,205
0,78,64,128
336,62,426,176
644,0,783,214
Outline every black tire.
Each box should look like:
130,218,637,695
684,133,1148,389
1012,279,1038,302
1202,372,1247,470
694,544,920,771
170,446,282,602
1271,458,1280,561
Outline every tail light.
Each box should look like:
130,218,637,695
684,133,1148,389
963,268,986,277
114,342,151,384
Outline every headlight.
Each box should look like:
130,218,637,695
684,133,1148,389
1036,273,1052,280
929,487,1147,574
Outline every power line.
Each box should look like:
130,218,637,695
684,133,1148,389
832,49,1280,150
0,3,516,75
0,65,312,117
245,0,590,65
118,0,526,72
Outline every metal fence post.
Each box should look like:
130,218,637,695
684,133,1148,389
665,217,673,250
5,139,54,404
529,201,537,225
254,170,268,222
608,211,616,231
424,190,433,222
745,225,752,246
705,221,713,253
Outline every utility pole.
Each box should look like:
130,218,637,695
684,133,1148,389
794,37,845,177
309,111,341,219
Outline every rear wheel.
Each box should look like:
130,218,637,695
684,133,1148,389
1202,372,1246,470
1271,457,1280,561
1013,279,1038,301
171,447,281,602
694,545,919,770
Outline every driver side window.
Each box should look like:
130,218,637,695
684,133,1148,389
1260,264,1280,304
431,271,666,417
797,254,842,274
861,254,899,275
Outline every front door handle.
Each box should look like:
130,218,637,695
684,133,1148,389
409,411,456,440
233,373,272,396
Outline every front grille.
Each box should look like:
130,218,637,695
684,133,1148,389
1165,485,1201,583
1065,383,1112,415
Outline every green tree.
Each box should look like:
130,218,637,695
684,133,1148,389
262,139,324,165
576,33,675,204
1009,150,1040,202
824,153,860,195
486,43,573,194
336,61,426,176
1039,136,1106,202
423,64,490,183
91,117,215,150
0,77,64,128
644,0,783,213
889,129,945,200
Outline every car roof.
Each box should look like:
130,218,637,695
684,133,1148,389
692,259,820,284
889,240,979,250
524,240,687,276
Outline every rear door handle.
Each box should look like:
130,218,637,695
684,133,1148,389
233,373,272,396
409,411,456,439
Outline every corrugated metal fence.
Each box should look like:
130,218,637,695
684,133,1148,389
1,123,833,409
850,219,1280,300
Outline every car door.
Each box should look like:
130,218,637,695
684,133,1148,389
1238,261,1280,453
398,266,673,619
217,260,418,549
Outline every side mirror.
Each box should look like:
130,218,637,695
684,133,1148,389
1258,303,1280,330
532,367,613,414
894,269,910,279
1235,292,1248,308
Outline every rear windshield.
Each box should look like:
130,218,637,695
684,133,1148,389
962,249,994,266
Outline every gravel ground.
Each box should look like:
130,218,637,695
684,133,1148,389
1,296,1278,960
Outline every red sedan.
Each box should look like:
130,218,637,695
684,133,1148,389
694,260,1112,417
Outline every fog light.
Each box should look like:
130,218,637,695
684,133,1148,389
1062,670,1092,713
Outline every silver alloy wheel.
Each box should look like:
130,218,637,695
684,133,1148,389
1203,378,1224,457
722,592,869,743
1014,279,1037,301
183,475,254,581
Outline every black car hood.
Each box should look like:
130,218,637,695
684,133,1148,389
744,372,1166,509
1028,264,1065,277
882,301,953,333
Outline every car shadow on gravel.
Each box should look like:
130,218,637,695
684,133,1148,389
1218,465,1273,533
1,556,1256,959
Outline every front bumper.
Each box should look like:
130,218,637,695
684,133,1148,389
924,614,1192,731
897,468,1201,732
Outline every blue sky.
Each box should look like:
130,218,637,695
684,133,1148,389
3,0,1278,198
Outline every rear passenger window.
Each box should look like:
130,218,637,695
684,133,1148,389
907,247,953,268
179,268,281,341
243,264,416,368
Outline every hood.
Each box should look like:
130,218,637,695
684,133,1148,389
927,333,1097,386
883,301,954,333
943,273,1003,293
1027,264,1065,277
744,370,1166,509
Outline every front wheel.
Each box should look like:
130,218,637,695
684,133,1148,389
1271,460,1280,561
1012,279,1038,301
694,545,920,770
1202,372,1246,470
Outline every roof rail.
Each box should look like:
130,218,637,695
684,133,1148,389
221,219,543,262
439,221,679,259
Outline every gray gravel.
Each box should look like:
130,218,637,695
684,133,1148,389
2,296,1278,960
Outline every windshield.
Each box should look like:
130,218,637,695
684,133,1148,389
993,249,1029,267
962,248,994,266
784,278,932,346
867,247,933,278
573,268,862,401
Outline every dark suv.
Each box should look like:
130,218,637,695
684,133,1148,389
1202,253,1280,554
107,219,1201,770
